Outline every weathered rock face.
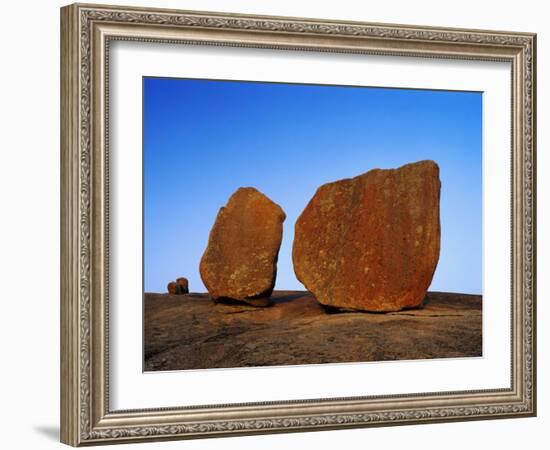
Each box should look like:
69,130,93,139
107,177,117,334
292,160,441,312
200,187,286,306
145,290,482,371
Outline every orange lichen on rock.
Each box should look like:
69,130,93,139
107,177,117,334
292,160,441,312
200,187,286,306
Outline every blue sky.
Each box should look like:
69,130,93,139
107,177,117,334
143,77,482,295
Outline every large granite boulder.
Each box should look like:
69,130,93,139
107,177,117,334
200,187,286,306
292,160,441,312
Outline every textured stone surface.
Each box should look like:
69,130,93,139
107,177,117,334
144,291,482,371
200,187,286,305
293,160,441,312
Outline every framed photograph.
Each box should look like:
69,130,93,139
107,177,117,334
60,3,536,446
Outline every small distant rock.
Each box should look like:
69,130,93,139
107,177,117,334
167,278,189,295
292,160,441,312
200,187,286,306
176,277,189,294
167,281,179,295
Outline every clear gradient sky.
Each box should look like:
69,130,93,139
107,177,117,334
143,77,482,295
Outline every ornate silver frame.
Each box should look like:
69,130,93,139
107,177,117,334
60,3,536,446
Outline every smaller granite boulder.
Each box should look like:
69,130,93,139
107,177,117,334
200,187,286,306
